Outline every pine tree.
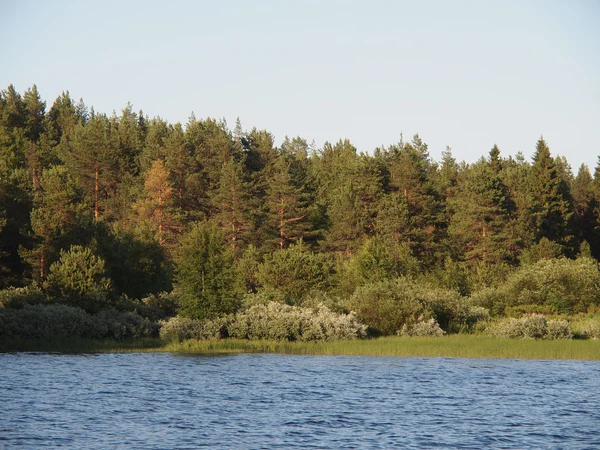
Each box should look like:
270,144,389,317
133,160,176,245
24,165,89,284
387,134,445,266
448,150,511,264
212,158,251,249
265,156,309,249
59,115,122,221
571,164,598,256
528,138,574,250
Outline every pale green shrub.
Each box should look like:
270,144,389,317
398,318,445,337
546,319,572,340
228,302,367,341
159,316,231,341
569,316,600,340
486,314,572,340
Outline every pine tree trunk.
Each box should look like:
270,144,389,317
94,164,99,221
40,243,45,283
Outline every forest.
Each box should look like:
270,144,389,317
1,83,600,344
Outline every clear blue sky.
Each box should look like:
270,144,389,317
2,0,599,171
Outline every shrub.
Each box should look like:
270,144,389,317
486,314,572,340
505,304,556,318
345,277,469,335
228,302,367,342
546,319,572,340
159,316,231,341
472,257,600,315
398,318,445,337
256,241,332,305
138,292,178,321
43,245,113,312
569,315,600,340
0,304,157,340
0,286,47,308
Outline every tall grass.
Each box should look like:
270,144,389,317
2,335,599,360
164,335,600,360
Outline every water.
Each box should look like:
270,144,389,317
1,353,599,449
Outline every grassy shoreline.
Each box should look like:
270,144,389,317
1,335,599,360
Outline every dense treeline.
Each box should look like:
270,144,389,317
1,84,600,341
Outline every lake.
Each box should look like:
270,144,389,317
1,353,599,449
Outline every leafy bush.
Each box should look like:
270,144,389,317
505,304,557,318
0,286,47,308
0,304,157,340
345,277,470,335
43,245,113,312
256,241,332,305
337,237,420,294
470,257,600,315
569,315,600,340
486,314,572,340
159,303,366,342
159,316,231,341
228,302,367,341
398,318,445,337
137,292,178,321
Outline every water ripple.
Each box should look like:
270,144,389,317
0,353,599,448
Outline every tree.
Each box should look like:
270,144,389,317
571,164,597,254
133,159,176,245
43,245,113,312
256,240,331,305
174,221,239,319
22,84,46,143
528,138,573,251
212,157,251,248
386,134,445,266
24,165,89,284
448,149,512,265
265,156,309,249
59,115,122,221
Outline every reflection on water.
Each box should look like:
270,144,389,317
1,353,599,449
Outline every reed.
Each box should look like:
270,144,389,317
2,335,599,360
164,336,600,360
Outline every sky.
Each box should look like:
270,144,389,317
2,0,599,171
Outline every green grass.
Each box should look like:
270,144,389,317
3,335,598,360
163,336,600,360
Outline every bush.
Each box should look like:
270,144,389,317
398,318,445,337
159,316,231,341
569,315,600,340
228,302,367,341
546,319,572,340
158,303,367,342
43,245,113,312
345,277,470,335
486,314,572,340
0,286,47,308
0,304,157,340
471,257,600,315
256,241,332,305
138,292,178,321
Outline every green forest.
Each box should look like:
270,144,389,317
1,84,600,345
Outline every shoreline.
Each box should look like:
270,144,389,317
1,335,599,361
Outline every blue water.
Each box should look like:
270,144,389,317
1,353,599,449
